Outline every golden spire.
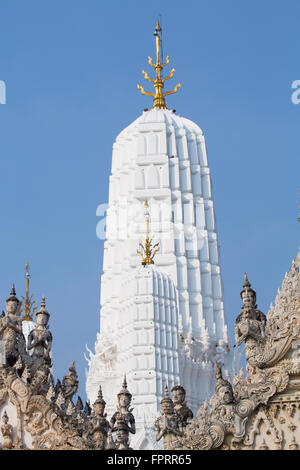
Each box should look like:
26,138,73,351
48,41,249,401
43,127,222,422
20,262,37,322
137,200,160,265
137,21,181,109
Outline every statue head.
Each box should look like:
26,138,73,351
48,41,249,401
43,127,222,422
93,385,106,417
171,385,186,405
30,365,49,392
115,417,129,446
62,362,78,400
63,362,78,385
35,296,50,327
240,273,257,308
215,364,234,404
161,384,175,415
117,375,132,409
6,285,20,316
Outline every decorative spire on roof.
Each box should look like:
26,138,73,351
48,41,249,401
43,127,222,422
137,20,181,109
21,262,38,322
6,284,19,304
243,272,251,288
118,374,132,398
137,200,160,266
160,383,173,406
240,272,256,303
94,385,106,406
215,363,232,395
35,295,50,318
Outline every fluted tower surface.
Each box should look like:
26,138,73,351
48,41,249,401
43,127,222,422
108,107,228,343
86,22,234,450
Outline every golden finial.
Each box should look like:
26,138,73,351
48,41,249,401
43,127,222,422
137,21,181,109
137,200,160,265
20,262,38,322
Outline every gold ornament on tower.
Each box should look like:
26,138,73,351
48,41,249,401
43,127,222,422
137,200,160,266
137,20,181,109
20,262,38,322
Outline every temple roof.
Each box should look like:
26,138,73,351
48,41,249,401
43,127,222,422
116,108,203,141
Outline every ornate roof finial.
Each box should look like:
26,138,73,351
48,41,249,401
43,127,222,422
123,374,127,389
21,262,38,322
94,385,106,406
160,383,173,407
240,272,256,302
41,295,46,309
6,284,19,303
137,21,181,109
98,385,104,399
118,374,132,398
137,200,160,266
215,363,233,399
36,295,50,318
243,272,251,288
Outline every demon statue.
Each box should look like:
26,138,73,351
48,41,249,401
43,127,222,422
154,385,183,450
171,385,193,427
27,296,52,375
0,285,31,369
88,385,110,450
110,376,136,438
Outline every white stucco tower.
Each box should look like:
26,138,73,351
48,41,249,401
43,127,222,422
86,22,235,449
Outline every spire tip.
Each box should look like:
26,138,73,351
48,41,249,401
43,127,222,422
137,23,181,109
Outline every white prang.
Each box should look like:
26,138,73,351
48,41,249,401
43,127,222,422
86,108,235,450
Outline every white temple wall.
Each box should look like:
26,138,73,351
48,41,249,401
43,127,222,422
86,109,234,448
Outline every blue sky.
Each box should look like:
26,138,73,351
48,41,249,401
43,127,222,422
0,0,299,400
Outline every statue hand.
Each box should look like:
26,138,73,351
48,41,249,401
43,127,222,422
236,334,246,347
239,321,250,336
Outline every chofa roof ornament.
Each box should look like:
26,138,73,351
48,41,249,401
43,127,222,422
137,21,181,109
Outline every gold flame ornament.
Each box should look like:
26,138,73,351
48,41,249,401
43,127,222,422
137,20,181,109
137,200,160,266
20,262,38,322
